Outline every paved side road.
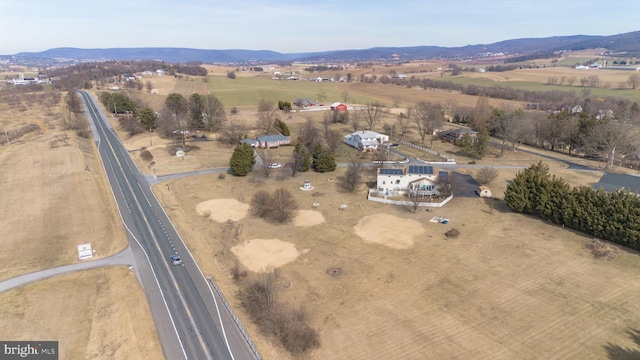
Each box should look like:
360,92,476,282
0,246,136,293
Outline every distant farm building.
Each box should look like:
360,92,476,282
330,102,348,111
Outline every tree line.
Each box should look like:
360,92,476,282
504,162,640,251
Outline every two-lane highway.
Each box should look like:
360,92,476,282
78,91,257,360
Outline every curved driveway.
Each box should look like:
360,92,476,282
0,247,137,293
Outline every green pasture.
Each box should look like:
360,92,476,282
206,76,374,107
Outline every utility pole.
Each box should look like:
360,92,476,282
5,130,9,145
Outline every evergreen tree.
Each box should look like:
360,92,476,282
275,119,291,136
188,93,206,130
138,107,156,130
292,142,311,173
458,133,474,157
505,161,640,251
312,143,336,172
229,143,256,176
472,128,489,159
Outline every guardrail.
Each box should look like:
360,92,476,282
207,278,262,360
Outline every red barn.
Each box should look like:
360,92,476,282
331,102,348,111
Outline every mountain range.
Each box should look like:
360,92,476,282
6,30,640,63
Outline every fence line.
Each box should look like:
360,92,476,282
207,278,262,360
398,139,454,162
367,190,454,207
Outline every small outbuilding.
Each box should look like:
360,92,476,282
478,186,492,198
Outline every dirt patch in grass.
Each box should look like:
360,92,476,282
231,239,301,273
293,210,325,227
354,214,424,249
196,198,250,222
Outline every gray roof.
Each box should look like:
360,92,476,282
380,168,403,175
408,165,434,175
258,134,289,142
593,172,640,194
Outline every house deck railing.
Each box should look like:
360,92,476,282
368,189,454,207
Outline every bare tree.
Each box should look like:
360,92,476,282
325,129,342,154
219,120,247,147
362,103,388,131
300,117,320,149
444,98,457,119
628,74,640,89
493,106,526,156
269,188,299,223
411,101,444,146
396,113,411,137
203,94,226,131
469,95,492,131
350,110,362,132
339,156,364,192
587,75,600,88
475,167,499,185
145,81,153,92
392,95,401,108
567,76,577,86
257,148,275,178
322,111,332,136
240,267,281,314
583,118,638,170
257,99,279,134
250,190,273,218
406,191,422,214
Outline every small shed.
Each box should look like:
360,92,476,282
176,149,185,158
478,186,492,198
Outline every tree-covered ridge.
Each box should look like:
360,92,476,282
504,162,640,250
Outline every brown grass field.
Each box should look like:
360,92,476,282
0,91,162,358
2,56,640,359
153,163,640,360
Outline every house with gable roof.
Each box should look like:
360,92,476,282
343,130,389,151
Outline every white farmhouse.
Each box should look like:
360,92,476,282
343,130,389,151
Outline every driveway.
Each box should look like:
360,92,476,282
0,246,136,293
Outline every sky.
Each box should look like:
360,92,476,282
1,0,640,55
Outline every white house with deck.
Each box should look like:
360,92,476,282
376,165,440,196
344,130,389,151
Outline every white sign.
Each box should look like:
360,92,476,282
77,243,93,260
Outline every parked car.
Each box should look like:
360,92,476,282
268,163,282,168
170,254,183,266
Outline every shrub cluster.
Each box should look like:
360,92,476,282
505,161,640,250
250,188,299,223
238,269,320,355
